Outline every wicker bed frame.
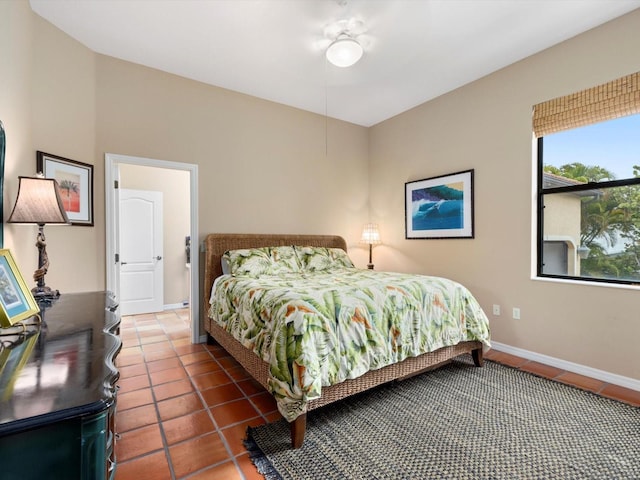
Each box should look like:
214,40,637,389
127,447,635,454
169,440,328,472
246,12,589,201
202,233,484,448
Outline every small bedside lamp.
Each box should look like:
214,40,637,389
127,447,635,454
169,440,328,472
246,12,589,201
360,223,381,270
8,175,70,300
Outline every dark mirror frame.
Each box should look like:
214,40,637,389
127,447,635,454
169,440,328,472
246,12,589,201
0,120,5,248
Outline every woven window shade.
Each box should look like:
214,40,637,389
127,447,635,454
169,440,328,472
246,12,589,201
533,71,640,138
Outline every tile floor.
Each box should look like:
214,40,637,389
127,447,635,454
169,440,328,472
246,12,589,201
114,309,640,480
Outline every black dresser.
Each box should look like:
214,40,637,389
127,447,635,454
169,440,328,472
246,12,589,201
0,292,121,480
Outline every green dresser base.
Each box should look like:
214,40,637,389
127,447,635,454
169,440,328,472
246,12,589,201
0,292,120,480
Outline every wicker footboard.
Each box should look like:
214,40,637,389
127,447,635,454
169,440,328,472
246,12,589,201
205,316,483,448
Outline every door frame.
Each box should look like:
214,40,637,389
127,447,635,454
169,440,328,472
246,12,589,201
105,153,201,343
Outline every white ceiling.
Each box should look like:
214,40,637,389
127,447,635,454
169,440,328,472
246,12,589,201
30,0,640,127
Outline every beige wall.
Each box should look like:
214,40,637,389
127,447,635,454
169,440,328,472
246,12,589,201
369,9,640,379
94,55,371,266
119,164,191,306
2,2,101,294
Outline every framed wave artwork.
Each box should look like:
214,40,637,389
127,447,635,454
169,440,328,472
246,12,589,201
405,169,474,239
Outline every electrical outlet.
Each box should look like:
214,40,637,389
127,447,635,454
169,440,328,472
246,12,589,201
513,307,521,320
492,304,501,316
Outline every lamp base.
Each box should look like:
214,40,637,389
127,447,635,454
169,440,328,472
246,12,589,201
367,263,374,270
32,285,60,301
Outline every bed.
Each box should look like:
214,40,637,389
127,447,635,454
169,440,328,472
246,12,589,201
203,233,490,448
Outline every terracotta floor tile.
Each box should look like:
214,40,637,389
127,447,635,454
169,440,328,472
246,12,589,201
210,399,261,428
171,338,192,348
600,383,640,406
226,366,251,381
192,370,232,391
200,383,245,407
120,346,143,357
153,378,194,401
140,334,170,345
117,352,145,367
119,363,147,378
133,314,157,323
116,403,158,433
157,392,205,421
120,334,140,347
138,328,165,338
217,356,242,370
146,357,183,373
236,453,265,480
520,361,564,379
220,418,265,457
118,388,154,411
488,351,529,368
180,351,214,366
140,341,173,352
556,371,606,393
150,366,188,386
265,411,283,422
186,460,243,480
204,345,228,358
250,391,278,415
115,451,172,480
185,360,221,377
162,410,214,445
169,432,230,478
174,343,206,355
237,378,266,397
116,424,164,462
144,348,178,362
118,374,151,393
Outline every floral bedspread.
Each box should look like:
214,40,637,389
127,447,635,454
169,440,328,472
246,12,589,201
208,268,490,421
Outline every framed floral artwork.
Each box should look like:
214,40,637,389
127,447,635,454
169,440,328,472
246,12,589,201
37,151,94,226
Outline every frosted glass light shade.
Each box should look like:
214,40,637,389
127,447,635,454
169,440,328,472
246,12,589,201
326,36,363,68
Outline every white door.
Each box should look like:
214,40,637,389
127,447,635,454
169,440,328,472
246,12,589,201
119,189,164,315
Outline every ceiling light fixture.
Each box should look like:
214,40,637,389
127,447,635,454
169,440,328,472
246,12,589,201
326,32,364,68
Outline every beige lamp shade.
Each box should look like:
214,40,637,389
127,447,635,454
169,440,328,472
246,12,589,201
8,176,70,225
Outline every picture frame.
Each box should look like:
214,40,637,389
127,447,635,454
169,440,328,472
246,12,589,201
0,249,40,328
405,169,474,239
37,151,94,226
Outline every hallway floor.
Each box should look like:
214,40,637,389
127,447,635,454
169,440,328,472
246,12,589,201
114,309,640,480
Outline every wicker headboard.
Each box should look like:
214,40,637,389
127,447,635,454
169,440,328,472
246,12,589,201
202,233,347,318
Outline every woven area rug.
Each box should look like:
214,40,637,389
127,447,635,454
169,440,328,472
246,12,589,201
245,358,640,480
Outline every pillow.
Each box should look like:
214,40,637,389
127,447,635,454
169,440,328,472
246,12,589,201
294,246,355,272
221,256,230,275
327,247,356,269
223,246,300,277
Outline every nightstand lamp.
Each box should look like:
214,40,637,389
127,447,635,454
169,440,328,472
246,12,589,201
361,223,381,270
8,175,70,300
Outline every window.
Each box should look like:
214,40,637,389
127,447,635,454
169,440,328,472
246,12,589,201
534,72,640,285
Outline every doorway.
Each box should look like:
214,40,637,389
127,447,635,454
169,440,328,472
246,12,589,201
105,153,200,343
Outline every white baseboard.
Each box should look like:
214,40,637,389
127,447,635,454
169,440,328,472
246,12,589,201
198,334,208,344
491,341,640,392
164,302,188,310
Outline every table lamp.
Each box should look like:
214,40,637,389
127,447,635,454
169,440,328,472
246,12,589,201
360,223,381,270
8,175,70,299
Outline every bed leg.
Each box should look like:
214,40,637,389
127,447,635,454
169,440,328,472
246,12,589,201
471,347,484,367
290,414,307,449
